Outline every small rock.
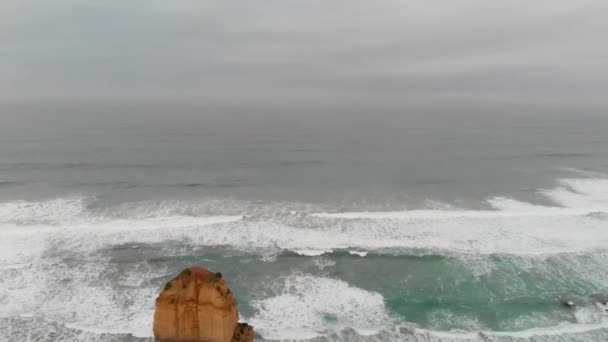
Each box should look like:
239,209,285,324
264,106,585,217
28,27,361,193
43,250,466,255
561,300,575,308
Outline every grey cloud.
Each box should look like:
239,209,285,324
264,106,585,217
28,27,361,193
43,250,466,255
1,0,608,109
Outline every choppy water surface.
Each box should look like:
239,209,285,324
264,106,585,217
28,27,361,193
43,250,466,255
3,0,608,341
2,111,608,341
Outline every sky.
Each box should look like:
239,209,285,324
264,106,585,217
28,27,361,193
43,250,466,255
2,0,608,109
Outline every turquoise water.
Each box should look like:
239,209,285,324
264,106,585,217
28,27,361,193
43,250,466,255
2,175,608,341
0,175,608,341
143,250,608,334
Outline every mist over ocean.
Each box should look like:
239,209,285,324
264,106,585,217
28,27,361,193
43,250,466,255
2,1,608,341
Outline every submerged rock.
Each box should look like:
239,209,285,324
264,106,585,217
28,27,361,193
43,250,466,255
153,267,253,342
561,300,576,308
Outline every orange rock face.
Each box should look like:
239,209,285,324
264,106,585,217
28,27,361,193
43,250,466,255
153,267,253,342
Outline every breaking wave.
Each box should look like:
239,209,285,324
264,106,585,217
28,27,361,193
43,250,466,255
2,177,608,341
249,274,391,340
1,178,608,259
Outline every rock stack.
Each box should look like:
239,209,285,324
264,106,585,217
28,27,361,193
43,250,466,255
153,267,254,342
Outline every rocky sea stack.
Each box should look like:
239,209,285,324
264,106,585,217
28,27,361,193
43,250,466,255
153,267,254,342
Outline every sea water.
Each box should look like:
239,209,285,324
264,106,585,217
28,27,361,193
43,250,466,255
2,110,608,342
2,1,608,341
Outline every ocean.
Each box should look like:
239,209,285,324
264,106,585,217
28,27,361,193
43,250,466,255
1,109,608,341
2,1,608,341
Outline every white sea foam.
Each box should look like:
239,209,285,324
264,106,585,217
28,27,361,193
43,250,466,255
313,257,337,270
248,274,392,340
3,177,608,340
0,196,244,227
386,322,608,342
2,179,608,261
572,303,608,325
309,201,595,220
542,178,608,209
426,309,484,331
0,258,157,338
311,178,608,221
0,212,242,268
0,196,91,225
0,199,243,337
486,322,608,339
292,249,333,256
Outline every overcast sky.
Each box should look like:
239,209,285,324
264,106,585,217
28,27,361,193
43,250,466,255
2,0,608,109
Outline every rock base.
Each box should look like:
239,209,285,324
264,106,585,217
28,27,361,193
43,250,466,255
231,323,254,342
